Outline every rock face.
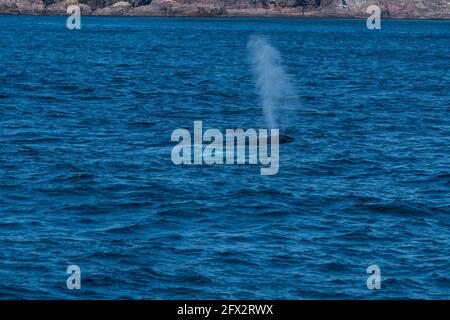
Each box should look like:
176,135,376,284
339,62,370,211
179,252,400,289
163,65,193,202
0,0,449,18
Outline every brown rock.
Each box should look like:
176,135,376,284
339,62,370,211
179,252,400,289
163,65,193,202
45,1,91,15
0,0,448,18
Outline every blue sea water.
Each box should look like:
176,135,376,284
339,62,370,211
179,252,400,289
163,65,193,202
0,16,449,299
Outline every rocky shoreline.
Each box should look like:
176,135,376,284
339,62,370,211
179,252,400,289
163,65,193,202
0,0,449,19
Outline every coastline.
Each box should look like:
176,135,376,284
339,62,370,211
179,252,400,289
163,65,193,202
1,13,450,20
0,0,449,20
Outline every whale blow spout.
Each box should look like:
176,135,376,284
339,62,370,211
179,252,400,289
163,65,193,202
248,36,298,131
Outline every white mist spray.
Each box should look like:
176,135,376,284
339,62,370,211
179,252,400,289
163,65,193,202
248,36,297,131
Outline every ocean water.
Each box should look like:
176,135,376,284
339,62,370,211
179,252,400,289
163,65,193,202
0,16,449,299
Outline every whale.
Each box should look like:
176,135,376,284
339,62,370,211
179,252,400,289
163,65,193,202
268,134,294,145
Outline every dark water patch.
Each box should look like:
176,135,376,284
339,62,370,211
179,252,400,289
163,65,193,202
351,201,436,217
